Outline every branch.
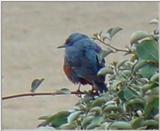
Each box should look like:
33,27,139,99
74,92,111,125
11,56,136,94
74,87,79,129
96,37,129,53
2,91,85,100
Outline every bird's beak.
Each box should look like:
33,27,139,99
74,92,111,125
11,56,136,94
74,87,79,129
57,44,66,48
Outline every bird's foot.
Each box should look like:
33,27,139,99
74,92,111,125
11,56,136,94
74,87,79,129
89,89,99,96
75,89,83,98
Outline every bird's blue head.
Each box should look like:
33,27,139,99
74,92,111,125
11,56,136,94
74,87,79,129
58,32,89,48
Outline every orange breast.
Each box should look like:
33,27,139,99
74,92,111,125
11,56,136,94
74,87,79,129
63,65,72,78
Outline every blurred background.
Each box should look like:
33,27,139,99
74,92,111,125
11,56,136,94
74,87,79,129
2,1,158,129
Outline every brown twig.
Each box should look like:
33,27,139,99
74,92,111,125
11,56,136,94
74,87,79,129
2,91,85,100
96,37,129,53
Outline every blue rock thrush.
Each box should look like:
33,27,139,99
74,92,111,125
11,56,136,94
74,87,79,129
58,33,107,93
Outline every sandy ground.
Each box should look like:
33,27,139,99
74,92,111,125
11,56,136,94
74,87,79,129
2,1,158,129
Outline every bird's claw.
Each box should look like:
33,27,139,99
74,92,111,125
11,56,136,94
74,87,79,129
90,89,99,96
75,89,82,97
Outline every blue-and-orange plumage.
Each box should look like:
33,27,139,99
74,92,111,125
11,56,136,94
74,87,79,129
59,33,107,93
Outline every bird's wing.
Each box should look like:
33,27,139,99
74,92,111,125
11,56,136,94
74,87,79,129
82,39,105,68
74,39,105,81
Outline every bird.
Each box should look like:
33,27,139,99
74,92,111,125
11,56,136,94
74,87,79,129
58,33,107,93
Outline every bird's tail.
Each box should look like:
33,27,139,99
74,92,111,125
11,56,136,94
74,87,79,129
95,82,107,93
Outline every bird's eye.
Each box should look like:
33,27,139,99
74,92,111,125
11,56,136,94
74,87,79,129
65,38,70,45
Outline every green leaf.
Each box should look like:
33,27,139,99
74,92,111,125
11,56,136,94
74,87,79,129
86,122,99,129
104,100,116,106
144,96,159,118
105,112,122,119
117,60,128,69
86,116,104,129
149,18,159,25
31,78,44,93
81,115,95,127
38,111,70,128
118,87,138,101
150,72,159,82
105,27,123,40
146,87,159,96
133,60,148,73
135,39,158,62
109,121,132,129
154,113,159,120
142,119,159,129
67,111,81,123
98,49,113,63
126,98,145,111
121,70,131,77
90,106,102,114
130,31,150,44
142,83,157,93
133,60,158,78
91,98,106,107
103,122,111,129
56,88,71,94
138,64,158,78
97,66,113,76
103,104,119,112
59,123,76,129
50,111,70,128
130,117,143,129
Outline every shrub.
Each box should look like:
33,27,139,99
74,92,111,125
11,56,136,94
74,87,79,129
38,20,159,130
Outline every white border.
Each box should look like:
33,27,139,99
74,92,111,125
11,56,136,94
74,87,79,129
0,1,159,131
